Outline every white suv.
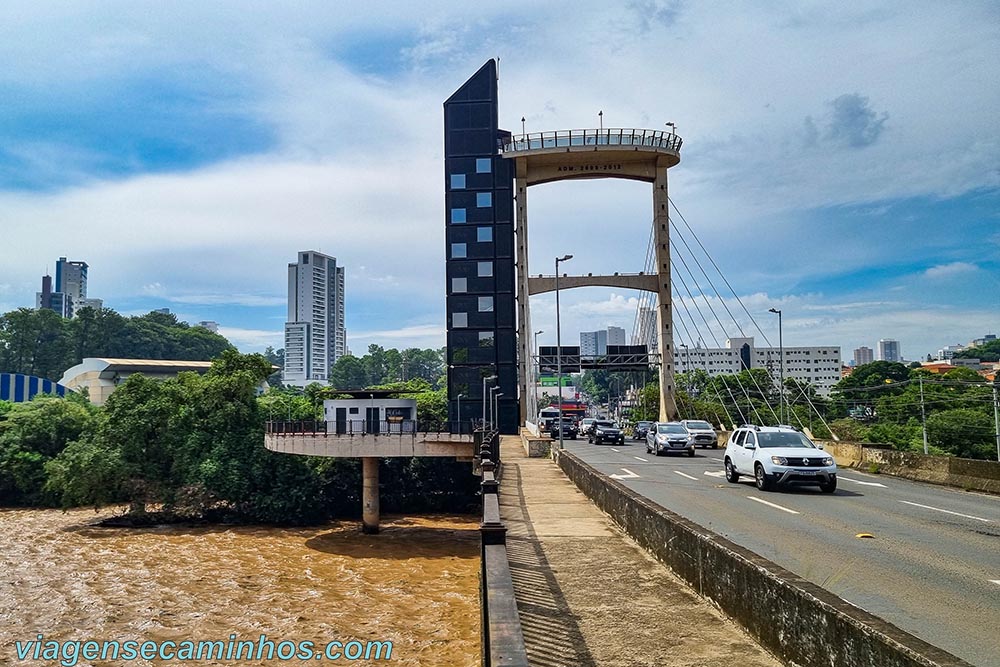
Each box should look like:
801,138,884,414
724,425,837,493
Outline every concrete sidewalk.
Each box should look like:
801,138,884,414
498,436,782,667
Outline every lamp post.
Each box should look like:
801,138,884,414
494,392,504,432
555,254,573,450
489,385,501,430
532,330,544,422
456,393,464,434
599,110,603,132
482,374,497,429
768,308,784,425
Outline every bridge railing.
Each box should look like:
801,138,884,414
501,127,682,154
478,445,528,667
265,420,476,436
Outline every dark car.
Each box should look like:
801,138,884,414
632,421,654,440
549,418,578,440
589,420,624,445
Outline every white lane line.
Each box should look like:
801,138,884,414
709,457,724,462
747,496,800,515
898,500,992,523
634,456,648,462
990,580,1000,587
838,476,887,488
673,470,698,481
704,471,726,478
610,448,620,452
611,468,640,479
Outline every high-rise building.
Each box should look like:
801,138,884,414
878,339,901,363
36,257,99,318
853,346,874,366
634,306,658,354
282,251,346,387
581,326,627,357
608,326,626,346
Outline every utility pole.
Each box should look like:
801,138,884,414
919,374,928,455
993,377,1000,462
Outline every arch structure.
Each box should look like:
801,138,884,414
499,128,682,424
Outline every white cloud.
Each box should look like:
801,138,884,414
923,262,979,279
217,326,283,352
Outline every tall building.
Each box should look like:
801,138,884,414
634,306,658,354
853,346,874,366
282,251,346,387
35,257,100,318
581,326,628,357
608,326,626,346
443,60,518,434
878,339,901,363
674,337,842,396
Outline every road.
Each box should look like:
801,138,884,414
561,438,1000,667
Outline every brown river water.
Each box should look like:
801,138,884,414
0,508,480,666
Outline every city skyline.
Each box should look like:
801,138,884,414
1,3,997,361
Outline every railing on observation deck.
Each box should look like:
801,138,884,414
500,127,682,154
265,420,477,436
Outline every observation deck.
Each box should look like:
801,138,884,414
500,128,681,185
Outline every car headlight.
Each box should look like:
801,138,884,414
771,456,788,465
822,457,834,466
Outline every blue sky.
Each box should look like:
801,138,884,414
0,1,997,362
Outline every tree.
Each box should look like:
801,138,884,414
926,408,995,459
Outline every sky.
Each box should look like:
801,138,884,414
1,1,998,363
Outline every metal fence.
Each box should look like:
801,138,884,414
265,420,476,436
501,127,682,154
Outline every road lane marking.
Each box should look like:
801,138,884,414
709,457,724,462
838,476,887,488
990,580,1000,587
610,448,620,452
634,456,648,462
747,496,800,514
611,468,640,479
898,500,992,523
673,471,698,481
704,471,726,478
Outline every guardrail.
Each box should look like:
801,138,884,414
501,128,682,154
265,420,476,436
478,440,528,667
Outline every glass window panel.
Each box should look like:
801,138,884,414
451,208,466,224
476,158,491,173
479,331,495,347
477,192,492,208
453,312,468,328
478,296,494,312
451,243,467,258
450,174,466,189
452,277,467,293
477,227,492,242
477,261,493,277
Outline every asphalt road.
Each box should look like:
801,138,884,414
561,437,1000,667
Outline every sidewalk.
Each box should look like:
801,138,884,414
498,436,782,667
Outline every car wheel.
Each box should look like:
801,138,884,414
646,442,651,453
820,477,837,494
712,442,719,449
754,464,773,491
724,458,739,483
687,447,695,457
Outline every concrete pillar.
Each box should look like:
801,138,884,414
362,457,380,534
515,159,532,426
653,156,677,421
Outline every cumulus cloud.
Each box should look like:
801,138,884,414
923,262,979,279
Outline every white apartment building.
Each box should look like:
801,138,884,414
674,337,842,396
581,326,629,357
282,251,346,387
634,307,658,354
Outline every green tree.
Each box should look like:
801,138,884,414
927,408,995,459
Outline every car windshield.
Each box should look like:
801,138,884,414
756,432,816,448
582,419,594,424
637,421,653,427
595,421,615,428
685,421,712,430
657,424,687,434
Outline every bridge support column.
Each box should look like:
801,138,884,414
362,457,380,534
654,157,677,421
515,162,532,427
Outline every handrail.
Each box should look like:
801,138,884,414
500,127,682,154
264,420,476,436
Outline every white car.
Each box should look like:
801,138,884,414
723,425,837,493
681,419,718,448
646,422,695,457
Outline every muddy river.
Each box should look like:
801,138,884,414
0,508,480,665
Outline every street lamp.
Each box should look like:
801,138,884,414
489,385,501,430
456,393,464,434
555,254,573,450
482,374,497,429
494,392,504,432
532,330,544,422
768,308,784,425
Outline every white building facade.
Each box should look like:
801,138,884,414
282,251,346,387
878,339,901,363
674,337,842,396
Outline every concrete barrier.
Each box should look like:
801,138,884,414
518,428,551,458
819,441,1000,494
555,448,971,667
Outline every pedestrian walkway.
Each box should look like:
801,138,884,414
498,435,782,667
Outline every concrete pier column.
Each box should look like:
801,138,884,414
653,156,677,421
515,160,532,426
362,457,380,534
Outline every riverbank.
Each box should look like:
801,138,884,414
1,508,480,666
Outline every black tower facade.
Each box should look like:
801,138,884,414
444,60,518,434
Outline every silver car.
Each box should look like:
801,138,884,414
681,419,718,448
646,422,695,457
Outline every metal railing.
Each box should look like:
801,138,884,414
478,442,528,667
265,420,476,436
501,128,682,154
